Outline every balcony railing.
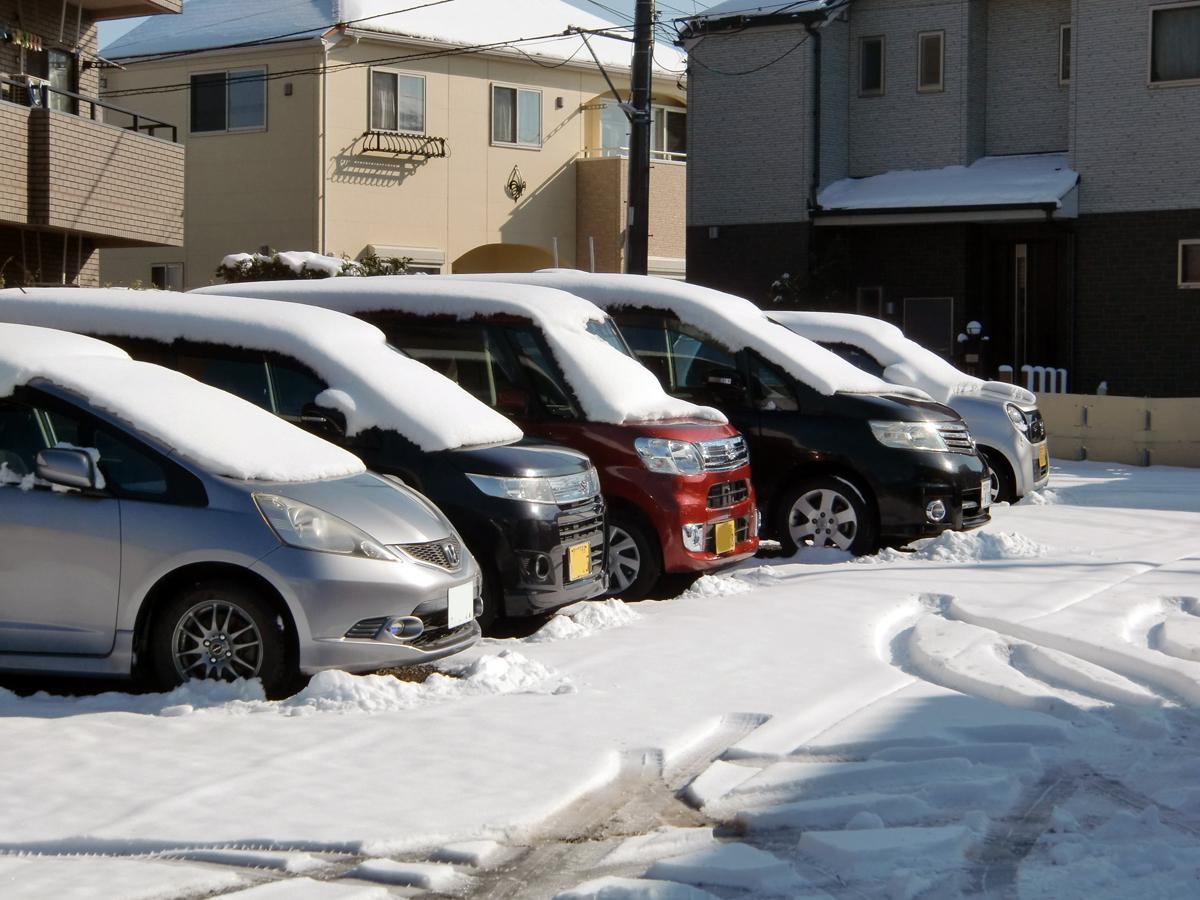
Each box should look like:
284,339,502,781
1,76,179,143
581,146,688,164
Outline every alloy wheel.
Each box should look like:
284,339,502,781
607,525,641,595
988,469,1002,505
170,600,264,682
788,488,859,551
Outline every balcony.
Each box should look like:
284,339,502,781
0,78,183,247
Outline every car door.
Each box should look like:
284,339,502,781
0,395,122,656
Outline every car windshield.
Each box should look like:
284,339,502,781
585,318,634,358
821,342,888,379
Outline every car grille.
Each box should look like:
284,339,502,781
393,539,463,571
937,422,976,455
698,435,749,472
962,485,988,522
1028,409,1047,443
344,617,386,639
707,479,750,509
704,516,751,554
559,495,605,544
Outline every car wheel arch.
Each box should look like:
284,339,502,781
977,444,1018,502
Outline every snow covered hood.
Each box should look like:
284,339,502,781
0,323,364,483
192,277,727,427
461,271,921,400
105,0,685,72
0,289,523,453
817,154,1080,213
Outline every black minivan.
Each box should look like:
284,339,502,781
468,272,991,555
0,288,608,632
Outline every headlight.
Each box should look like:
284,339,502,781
869,421,950,453
1005,403,1030,433
467,467,600,505
634,437,704,475
253,493,397,560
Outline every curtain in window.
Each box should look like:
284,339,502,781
371,71,398,131
47,50,74,113
396,75,424,132
492,86,516,143
1152,7,1200,82
516,89,541,145
228,68,265,129
599,102,629,156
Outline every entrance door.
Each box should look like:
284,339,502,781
903,297,955,357
986,239,1062,377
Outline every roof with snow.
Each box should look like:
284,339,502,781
191,277,728,427
0,323,365,483
817,154,1080,215
678,0,835,36
105,0,686,72
452,271,925,399
0,288,524,453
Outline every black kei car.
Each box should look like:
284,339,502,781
0,288,608,634
471,272,992,556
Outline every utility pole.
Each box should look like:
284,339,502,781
625,0,654,275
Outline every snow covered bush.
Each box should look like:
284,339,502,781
216,249,411,283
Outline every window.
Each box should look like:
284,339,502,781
746,353,798,412
1059,24,1072,85
918,31,944,92
370,69,425,133
177,354,272,408
150,263,183,292
822,343,887,379
492,85,541,147
1181,240,1200,288
653,107,687,160
268,360,327,420
0,401,48,478
191,68,266,134
586,318,635,357
1150,3,1200,84
618,316,740,407
504,326,579,420
860,35,885,95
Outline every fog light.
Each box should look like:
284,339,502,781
926,500,948,523
682,522,706,552
533,554,552,581
384,616,424,640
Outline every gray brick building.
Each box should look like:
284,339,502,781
681,0,1200,396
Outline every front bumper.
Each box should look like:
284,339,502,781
252,545,482,673
875,453,992,541
1012,438,1051,496
657,469,760,574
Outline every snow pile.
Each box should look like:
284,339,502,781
194,277,724,426
0,323,364,482
346,859,473,891
869,530,1051,563
460,271,917,398
555,878,720,900
600,827,718,867
526,599,641,643
0,855,246,900
222,251,349,278
698,0,833,21
818,153,1080,211
678,572,756,598
0,462,36,491
0,289,522,452
1019,487,1060,506
644,843,807,894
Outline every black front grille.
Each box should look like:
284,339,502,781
707,479,749,509
559,495,605,545
699,435,749,472
393,539,463,571
704,516,750,554
1028,409,1047,443
344,617,386,639
937,422,976,454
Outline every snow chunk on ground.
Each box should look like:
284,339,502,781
555,877,721,900
869,530,1050,563
429,839,510,867
527,599,641,643
600,827,717,868
0,855,245,900
345,859,472,891
679,573,755,599
737,793,936,832
797,824,977,879
220,879,389,899
165,848,326,873
645,843,807,894
684,760,760,809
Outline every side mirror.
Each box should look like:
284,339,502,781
299,404,346,440
36,448,101,491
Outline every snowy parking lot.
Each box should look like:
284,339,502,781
4,459,1200,899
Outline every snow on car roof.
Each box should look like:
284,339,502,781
0,289,523,453
771,311,1038,406
0,323,365,483
454,271,920,399
191,277,728,426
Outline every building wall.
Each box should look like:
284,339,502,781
985,0,1070,156
687,24,812,227
1070,0,1200,215
820,17,850,189
0,0,100,96
576,156,687,273
0,101,29,226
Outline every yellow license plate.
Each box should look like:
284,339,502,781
714,520,737,555
1038,444,1048,467
567,542,591,582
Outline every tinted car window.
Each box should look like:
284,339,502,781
269,359,327,420
620,318,738,406
178,354,271,408
0,401,46,476
821,342,887,379
504,326,579,420
747,352,799,412
585,318,634,357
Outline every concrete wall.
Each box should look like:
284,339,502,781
1040,393,1200,467
985,0,1070,156
1071,0,1200,214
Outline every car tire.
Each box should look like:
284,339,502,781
776,475,877,557
606,512,662,602
980,448,1016,504
149,580,294,699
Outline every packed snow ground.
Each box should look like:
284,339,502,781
3,460,1200,898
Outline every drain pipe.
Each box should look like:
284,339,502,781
805,20,823,214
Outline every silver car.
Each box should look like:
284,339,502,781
0,325,481,696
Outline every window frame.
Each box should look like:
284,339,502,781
189,66,268,135
367,67,427,135
917,30,945,93
1148,2,1200,87
150,262,184,292
490,83,543,149
859,34,886,97
1180,239,1200,288
1059,23,1072,85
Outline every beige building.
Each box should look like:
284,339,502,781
100,1,688,290
0,0,183,288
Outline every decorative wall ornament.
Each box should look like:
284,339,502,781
506,165,527,201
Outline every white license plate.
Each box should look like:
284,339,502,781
447,582,475,629
981,479,992,509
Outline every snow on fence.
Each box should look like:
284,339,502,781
1037,394,1200,468
1021,365,1069,394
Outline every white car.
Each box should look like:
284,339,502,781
771,311,1049,502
